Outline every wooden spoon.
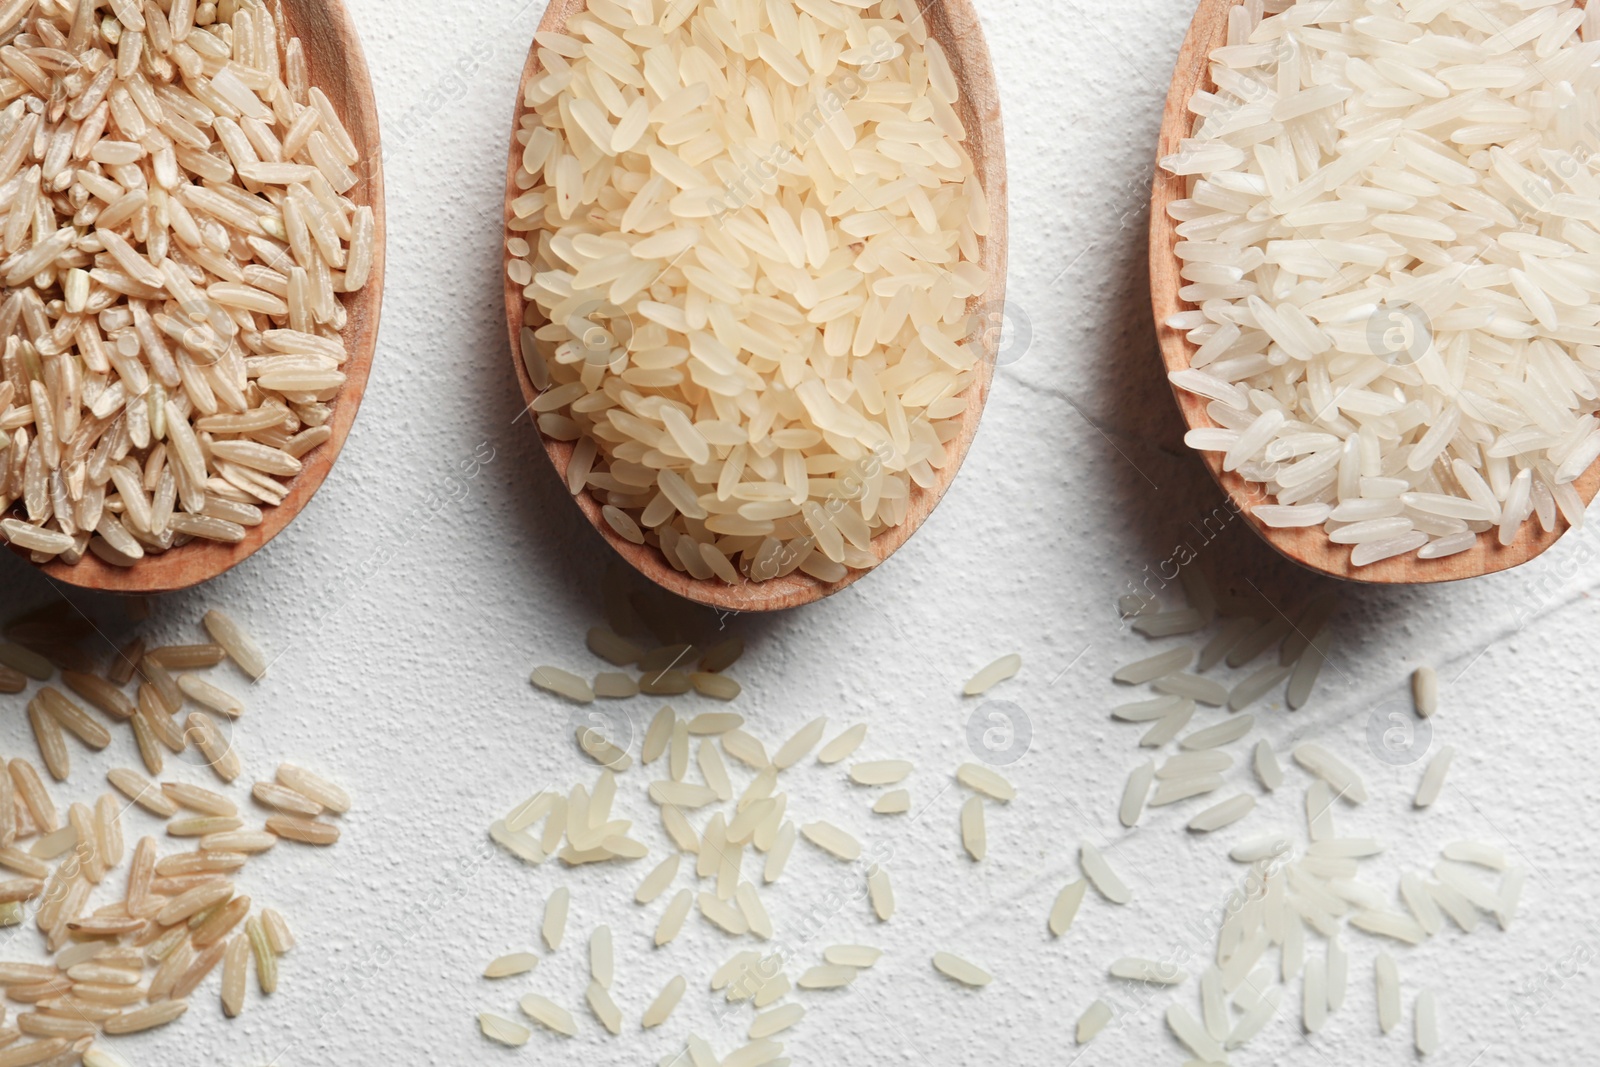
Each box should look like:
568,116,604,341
13,0,387,596
505,0,1008,612
1150,0,1600,584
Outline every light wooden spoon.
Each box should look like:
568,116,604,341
1150,0,1600,584
14,0,387,596
505,0,1008,612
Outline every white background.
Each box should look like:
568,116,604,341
5,0,1600,1063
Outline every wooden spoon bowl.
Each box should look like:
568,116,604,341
505,0,1007,612
11,0,386,596
1150,0,1600,584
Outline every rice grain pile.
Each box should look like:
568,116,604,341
0,0,375,567
510,0,991,584
0,598,351,1063
490,564,1536,1061
1092,567,1524,1059
1161,0,1600,566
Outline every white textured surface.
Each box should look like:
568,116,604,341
5,0,1600,1063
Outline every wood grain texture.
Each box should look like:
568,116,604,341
505,0,1007,612
1149,0,1600,585
15,0,387,595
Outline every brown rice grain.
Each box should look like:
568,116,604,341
245,915,277,994
103,1000,187,1035
220,934,248,1017
104,767,176,819
273,764,350,814
261,908,294,954
265,815,339,845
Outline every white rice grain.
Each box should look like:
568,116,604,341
1080,843,1131,905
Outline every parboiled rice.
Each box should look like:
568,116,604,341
512,0,991,584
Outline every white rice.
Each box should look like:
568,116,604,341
1151,773,1225,806
1119,761,1155,828
1305,781,1336,843
1076,1000,1112,1044
964,655,1021,696
1415,990,1438,1056
1179,715,1255,751
797,964,855,990
1112,695,1188,722
542,887,569,952
654,889,692,947
1080,842,1131,905
1188,794,1256,833
642,975,686,1029
849,760,914,786
479,1013,530,1047
1108,958,1186,985
867,865,895,921
764,823,796,885
748,1004,805,1041
1228,665,1291,711
1302,955,1327,1034
1292,744,1369,804
1227,988,1280,1050
800,821,861,862
1112,647,1194,685
872,790,911,815
1162,1,1600,565
1153,673,1229,706
1252,740,1283,791
586,980,622,1036
519,993,578,1038
532,667,594,704
1415,746,1456,809
771,718,827,770
1496,868,1527,931
823,946,881,969
817,724,868,765
960,795,985,862
1442,841,1507,871
1376,953,1401,1036
955,763,1015,802
1166,1003,1224,1063
1400,873,1444,937
1156,751,1232,779
1140,704,1195,747
931,952,992,988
